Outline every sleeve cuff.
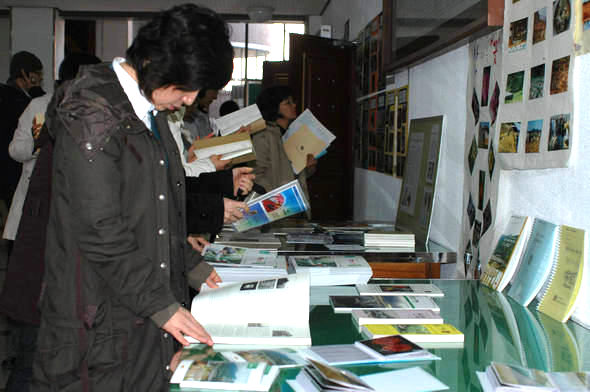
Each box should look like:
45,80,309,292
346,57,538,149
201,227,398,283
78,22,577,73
150,302,180,328
187,261,214,289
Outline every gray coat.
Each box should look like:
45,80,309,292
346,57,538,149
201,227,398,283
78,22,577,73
33,63,212,391
251,122,314,217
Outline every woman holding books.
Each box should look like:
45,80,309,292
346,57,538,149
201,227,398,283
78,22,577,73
253,86,317,217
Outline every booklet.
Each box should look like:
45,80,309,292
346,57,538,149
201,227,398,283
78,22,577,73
356,283,444,297
188,273,311,346
282,109,336,174
330,295,440,313
201,244,277,268
360,323,464,344
233,180,309,232
303,335,439,365
171,360,278,391
192,131,256,164
351,309,444,330
212,103,266,137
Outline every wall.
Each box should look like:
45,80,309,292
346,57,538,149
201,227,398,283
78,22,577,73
96,19,130,62
321,0,381,40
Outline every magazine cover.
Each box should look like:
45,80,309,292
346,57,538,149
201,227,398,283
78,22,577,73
233,180,309,232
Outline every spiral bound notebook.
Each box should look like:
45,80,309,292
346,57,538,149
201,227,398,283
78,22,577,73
536,225,586,323
506,218,560,306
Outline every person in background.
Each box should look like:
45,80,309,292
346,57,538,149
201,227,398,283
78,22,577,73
182,88,219,143
252,86,317,218
218,99,240,117
32,4,233,391
0,51,44,253
0,53,101,392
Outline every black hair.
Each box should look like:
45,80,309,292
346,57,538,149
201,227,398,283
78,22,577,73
9,51,42,80
126,3,233,100
58,53,101,82
219,100,240,116
256,86,294,122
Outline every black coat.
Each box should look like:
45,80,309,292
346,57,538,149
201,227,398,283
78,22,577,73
32,63,212,391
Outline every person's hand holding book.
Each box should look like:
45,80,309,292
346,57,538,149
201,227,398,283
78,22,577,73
162,307,213,347
232,166,255,196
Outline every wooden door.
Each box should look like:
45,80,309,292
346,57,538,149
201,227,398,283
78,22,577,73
289,34,355,221
261,61,290,90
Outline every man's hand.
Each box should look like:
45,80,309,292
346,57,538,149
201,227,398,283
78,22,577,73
32,118,42,139
232,167,255,196
187,144,197,163
187,235,209,252
223,198,247,223
162,307,213,346
237,125,251,134
205,269,222,288
210,154,231,171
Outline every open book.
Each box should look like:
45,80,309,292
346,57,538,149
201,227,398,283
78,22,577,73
212,103,266,137
481,215,533,291
189,273,311,346
233,180,309,232
282,109,336,174
192,131,256,164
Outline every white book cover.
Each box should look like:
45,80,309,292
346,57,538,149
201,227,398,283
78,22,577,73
172,361,278,391
351,309,443,329
201,244,278,268
189,273,311,345
213,104,264,136
356,283,443,297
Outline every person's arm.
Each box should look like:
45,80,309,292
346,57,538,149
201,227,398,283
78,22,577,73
64,132,178,321
187,170,234,197
186,191,225,235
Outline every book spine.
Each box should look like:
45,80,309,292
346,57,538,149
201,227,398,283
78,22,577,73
536,227,561,309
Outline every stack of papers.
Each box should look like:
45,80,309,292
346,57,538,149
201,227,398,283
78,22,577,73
214,230,282,249
364,230,415,251
192,131,255,164
202,244,287,282
287,255,373,286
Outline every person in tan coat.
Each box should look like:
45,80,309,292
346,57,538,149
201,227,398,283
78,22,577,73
252,86,317,217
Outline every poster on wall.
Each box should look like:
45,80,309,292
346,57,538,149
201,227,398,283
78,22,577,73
496,0,575,169
574,0,590,55
460,29,503,278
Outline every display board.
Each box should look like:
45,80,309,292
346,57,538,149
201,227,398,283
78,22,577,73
395,116,443,246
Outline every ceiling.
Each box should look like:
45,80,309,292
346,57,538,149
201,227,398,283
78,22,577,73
0,0,328,17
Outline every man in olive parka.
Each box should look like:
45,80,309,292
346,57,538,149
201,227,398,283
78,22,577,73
32,5,233,391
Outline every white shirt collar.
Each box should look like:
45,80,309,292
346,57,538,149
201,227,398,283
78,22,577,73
112,57,157,128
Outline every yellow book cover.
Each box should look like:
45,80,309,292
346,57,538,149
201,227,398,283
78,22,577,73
537,225,585,322
362,323,463,343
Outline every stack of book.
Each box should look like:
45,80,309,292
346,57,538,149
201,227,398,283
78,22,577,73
363,230,415,251
360,324,464,348
201,244,286,282
287,255,373,286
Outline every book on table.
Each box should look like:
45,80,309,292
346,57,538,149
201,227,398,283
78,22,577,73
282,109,336,174
302,334,439,365
289,365,449,392
211,103,266,137
481,215,533,291
330,295,440,313
476,362,590,392
170,360,278,391
360,323,464,344
188,272,311,346
363,230,415,249
506,218,560,306
291,359,375,392
535,225,587,323
356,283,444,297
191,131,256,164
200,244,287,283
232,180,309,232
288,255,373,286
351,309,444,329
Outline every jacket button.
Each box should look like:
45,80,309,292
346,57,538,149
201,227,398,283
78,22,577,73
160,262,167,269
176,181,182,187
158,194,165,201
181,302,186,307
158,228,166,235
159,159,165,166
163,332,169,338
85,142,93,151
165,365,170,371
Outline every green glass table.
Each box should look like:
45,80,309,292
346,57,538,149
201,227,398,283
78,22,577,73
172,279,590,391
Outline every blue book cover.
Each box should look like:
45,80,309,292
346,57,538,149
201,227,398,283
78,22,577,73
507,219,559,306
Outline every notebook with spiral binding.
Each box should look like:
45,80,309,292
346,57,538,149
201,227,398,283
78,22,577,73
506,218,560,306
536,225,586,323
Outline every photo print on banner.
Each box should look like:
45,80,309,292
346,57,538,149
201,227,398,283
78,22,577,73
461,29,503,278
496,0,574,169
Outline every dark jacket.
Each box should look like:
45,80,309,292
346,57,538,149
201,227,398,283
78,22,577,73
0,125,53,326
32,63,212,391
